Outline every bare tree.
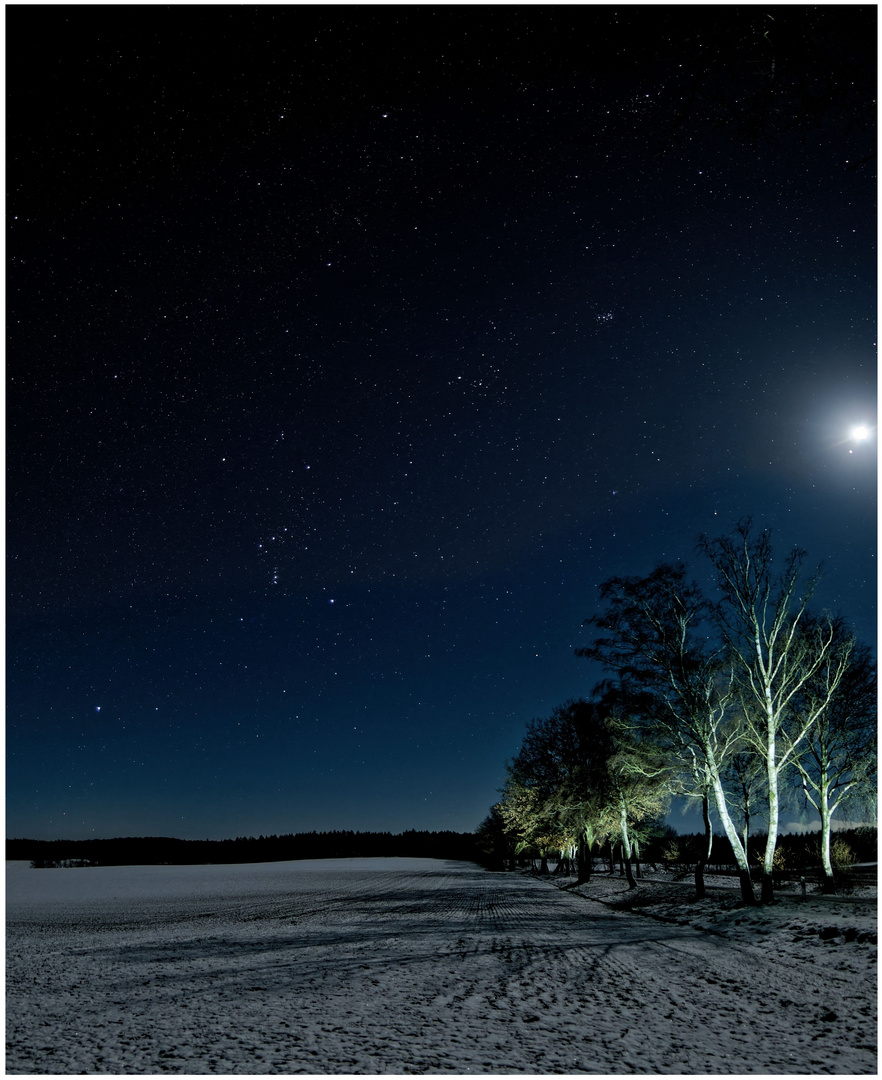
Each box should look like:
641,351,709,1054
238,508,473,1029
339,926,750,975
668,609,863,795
604,709,673,889
723,750,767,857
503,698,671,888
591,685,676,884
608,679,723,900
495,774,560,874
524,699,619,884
790,625,877,890
699,520,855,904
578,562,756,903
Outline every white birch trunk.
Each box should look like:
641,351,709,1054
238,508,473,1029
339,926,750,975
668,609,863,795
618,798,637,889
761,722,779,904
819,767,835,884
709,767,755,903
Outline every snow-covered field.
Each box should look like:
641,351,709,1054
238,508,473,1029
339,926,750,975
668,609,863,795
5,857,877,1074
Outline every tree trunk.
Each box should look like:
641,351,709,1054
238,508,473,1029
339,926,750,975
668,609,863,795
576,835,592,884
741,799,750,859
694,790,712,901
608,839,615,874
819,777,837,892
761,736,779,904
622,851,636,888
538,853,549,875
737,866,754,902
695,861,705,901
709,766,755,904
619,801,637,889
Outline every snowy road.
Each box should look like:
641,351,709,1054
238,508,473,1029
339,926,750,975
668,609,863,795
6,858,876,1074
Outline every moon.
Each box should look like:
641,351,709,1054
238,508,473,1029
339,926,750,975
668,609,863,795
849,424,870,441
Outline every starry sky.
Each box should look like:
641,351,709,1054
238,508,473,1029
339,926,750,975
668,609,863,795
7,5,876,842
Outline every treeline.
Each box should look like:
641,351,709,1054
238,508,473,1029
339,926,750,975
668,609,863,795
8,829,478,867
475,822,876,879
630,827,876,875
477,521,877,905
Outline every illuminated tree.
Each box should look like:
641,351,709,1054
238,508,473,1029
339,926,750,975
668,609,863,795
596,688,675,888
495,776,554,872
521,705,661,889
578,562,756,903
699,520,855,904
503,697,672,887
790,625,877,889
505,699,616,882
723,750,766,857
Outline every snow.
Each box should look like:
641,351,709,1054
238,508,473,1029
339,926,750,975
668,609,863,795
6,857,877,1074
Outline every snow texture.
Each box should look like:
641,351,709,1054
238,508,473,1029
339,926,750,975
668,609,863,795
5,857,877,1074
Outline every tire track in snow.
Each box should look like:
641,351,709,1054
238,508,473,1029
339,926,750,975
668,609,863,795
521,877,876,1073
7,861,876,1074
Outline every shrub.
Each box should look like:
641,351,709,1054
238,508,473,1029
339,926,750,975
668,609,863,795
831,837,856,871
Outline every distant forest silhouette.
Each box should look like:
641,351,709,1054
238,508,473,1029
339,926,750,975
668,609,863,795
7,830,478,867
8,826,876,877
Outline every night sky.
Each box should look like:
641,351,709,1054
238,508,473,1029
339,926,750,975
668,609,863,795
7,5,876,842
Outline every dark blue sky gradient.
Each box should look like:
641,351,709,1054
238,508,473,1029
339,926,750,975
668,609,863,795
7,6,876,840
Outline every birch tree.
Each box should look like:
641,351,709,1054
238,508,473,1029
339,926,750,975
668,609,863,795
790,625,876,889
723,750,766,857
699,520,854,903
578,562,756,903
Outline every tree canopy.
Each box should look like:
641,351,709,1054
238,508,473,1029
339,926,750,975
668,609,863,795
485,521,876,905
